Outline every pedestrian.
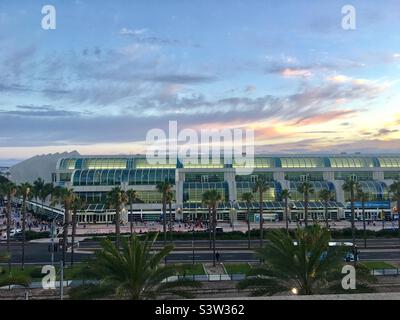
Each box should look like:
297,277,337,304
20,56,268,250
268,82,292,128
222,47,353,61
216,252,220,262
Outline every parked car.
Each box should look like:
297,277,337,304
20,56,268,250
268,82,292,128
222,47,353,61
1,228,22,240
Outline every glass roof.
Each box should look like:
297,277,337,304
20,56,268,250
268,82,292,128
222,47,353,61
377,157,400,168
58,155,400,169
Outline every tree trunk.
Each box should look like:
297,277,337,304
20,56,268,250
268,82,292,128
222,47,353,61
247,206,251,249
162,195,167,245
21,195,27,269
259,191,263,248
130,201,133,237
362,201,367,248
285,197,289,233
62,205,69,264
115,205,121,249
304,192,308,227
208,207,212,249
350,188,356,265
212,205,217,267
325,201,329,229
71,209,77,266
169,201,173,243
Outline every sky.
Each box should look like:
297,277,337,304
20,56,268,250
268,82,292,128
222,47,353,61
0,0,400,166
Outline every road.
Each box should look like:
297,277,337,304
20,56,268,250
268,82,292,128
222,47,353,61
2,238,400,265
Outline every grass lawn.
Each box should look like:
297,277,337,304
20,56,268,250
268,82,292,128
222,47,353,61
361,261,397,270
6,265,43,281
175,264,206,275
5,263,94,282
224,263,252,274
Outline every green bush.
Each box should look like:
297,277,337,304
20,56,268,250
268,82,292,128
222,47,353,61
24,231,50,240
86,227,399,242
26,266,44,279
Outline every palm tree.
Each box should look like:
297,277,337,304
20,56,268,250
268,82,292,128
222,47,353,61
241,192,254,249
0,252,31,288
389,179,400,240
202,190,213,249
17,182,32,269
319,189,333,229
106,187,128,249
253,178,270,248
1,181,17,271
70,196,85,266
237,225,374,295
342,178,360,262
297,182,314,227
357,189,369,249
280,189,291,233
68,233,200,300
37,181,54,217
126,189,139,237
32,178,45,214
156,182,173,245
51,186,76,264
202,189,222,266
166,191,174,243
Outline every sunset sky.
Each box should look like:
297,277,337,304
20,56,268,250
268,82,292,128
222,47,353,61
0,0,400,166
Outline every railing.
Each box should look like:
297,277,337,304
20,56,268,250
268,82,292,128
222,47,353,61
4,269,399,290
1,274,247,289
26,200,64,221
371,268,400,276
163,273,247,282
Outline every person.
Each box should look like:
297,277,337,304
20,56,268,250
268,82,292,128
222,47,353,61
216,252,220,262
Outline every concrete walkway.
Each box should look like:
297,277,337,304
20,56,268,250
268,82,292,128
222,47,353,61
204,263,226,275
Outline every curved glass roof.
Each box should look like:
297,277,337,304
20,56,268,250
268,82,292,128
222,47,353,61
377,157,400,168
328,157,375,168
289,181,335,192
72,169,175,186
58,155,400,169
280,157,324,168
344,181,388,201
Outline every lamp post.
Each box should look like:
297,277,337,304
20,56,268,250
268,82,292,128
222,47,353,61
50,217,56,266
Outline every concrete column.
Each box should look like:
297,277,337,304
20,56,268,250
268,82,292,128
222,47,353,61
273,171,285,181
278,179,290,191
323,171,334,181
176,170,184,207
330,180,345,203
224,170,237,202
373,171,384,180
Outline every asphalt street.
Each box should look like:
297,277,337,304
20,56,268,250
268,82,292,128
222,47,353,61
2,238,400,264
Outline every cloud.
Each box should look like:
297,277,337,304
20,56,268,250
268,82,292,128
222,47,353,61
264,55,365,78
0,105,87,118
119,28,147,36
118,28,200,48
294,110,355,126
281,68,313,78
374,128,399,137
244,85,256,93
149,74,217,84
